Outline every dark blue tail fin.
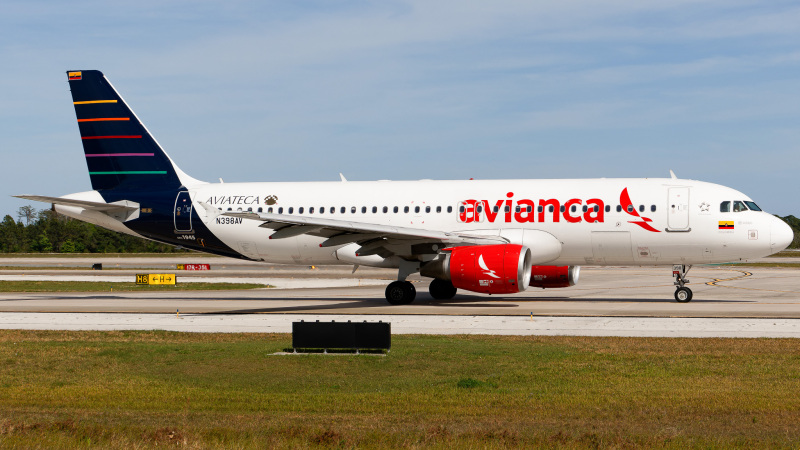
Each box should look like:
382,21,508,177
67,70,186,192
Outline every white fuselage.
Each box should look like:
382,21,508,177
174,177,787,267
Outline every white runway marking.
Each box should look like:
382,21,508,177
1,313,799,338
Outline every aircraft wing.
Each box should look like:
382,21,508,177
219,209,507,257
14,195,139,212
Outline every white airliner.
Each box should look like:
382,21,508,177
16,70,794,304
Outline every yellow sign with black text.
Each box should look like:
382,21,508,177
136,274,176,285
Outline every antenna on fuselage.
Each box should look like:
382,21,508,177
669,170,677,180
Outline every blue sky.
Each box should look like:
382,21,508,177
2,0,799,217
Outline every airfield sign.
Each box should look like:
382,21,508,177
136,274,176,285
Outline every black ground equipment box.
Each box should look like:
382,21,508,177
292,320,391,352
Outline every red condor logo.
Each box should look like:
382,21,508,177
620,187,660,233
457,188,660,232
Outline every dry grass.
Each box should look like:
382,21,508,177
0,331,798,448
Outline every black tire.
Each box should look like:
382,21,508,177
429,278,457,300
385,281,416,305
674,287,693,303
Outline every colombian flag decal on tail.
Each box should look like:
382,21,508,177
719,221,734,230
68,71,82,81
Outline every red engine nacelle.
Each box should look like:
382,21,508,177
529,265,580,288
420,244,532,295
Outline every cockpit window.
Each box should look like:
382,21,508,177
733,201,748,212
744,201,762,212
720,201,730,213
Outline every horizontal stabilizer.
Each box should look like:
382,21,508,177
14,195,139,212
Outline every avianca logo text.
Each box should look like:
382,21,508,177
457,188,660,232
457,192,604,224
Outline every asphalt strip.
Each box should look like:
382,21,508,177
1,313,799,338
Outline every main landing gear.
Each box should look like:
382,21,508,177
384,261,419,305
429,278,457,300
673,264,693,303
385,281,416,305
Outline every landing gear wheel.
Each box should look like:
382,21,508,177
674,287,693,303
385,281,416,305
429,279,457,300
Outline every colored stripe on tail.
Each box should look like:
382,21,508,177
67,70,184,192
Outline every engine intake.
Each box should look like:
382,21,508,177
421,244,532,294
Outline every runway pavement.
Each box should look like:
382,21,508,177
1,256,799,336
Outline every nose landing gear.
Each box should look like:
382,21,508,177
673,264,692,302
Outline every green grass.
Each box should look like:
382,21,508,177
0,331,798,448
0,281,267,292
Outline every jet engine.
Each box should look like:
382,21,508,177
420,244,532,294
529,265,580,288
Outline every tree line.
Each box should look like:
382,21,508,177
1,206,184,253
2,205,799,253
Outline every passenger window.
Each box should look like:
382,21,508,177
493,205,499,213
319,207,324,214
361,206,366,213
257,207,263,213
744,201,762,211
504,206,510,213
247,207,252,212
340,207,345,214
650,205,656,212
477,205,483,213
425,206,431,213
383,206,388,213
309,207,314,214
404,206,409,213
627,205,634,213
459,205,465,213
267,207,273,213
559,206,565,213
298,207,304,214
582,205,587,213
570,205,577,213
436,206,442,213
515,206,521,213
447,206,453,213
415,206,420,213
527,205,532,213
549,205,554,213
605,205,610,213
538,206,543,213
638,205,644,213
394,206,399,213
616,205,622,213
733,201,747,212
288,207,294,214
372,206,377,213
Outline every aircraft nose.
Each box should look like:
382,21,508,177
770,218,794,253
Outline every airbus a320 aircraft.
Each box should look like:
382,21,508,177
16,70,794,304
